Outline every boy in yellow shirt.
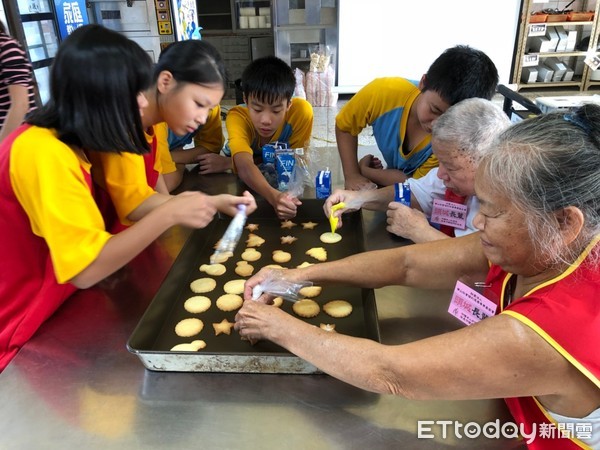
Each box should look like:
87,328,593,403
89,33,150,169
226,56,313,219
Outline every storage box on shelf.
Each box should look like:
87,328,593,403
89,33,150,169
512,0,600,92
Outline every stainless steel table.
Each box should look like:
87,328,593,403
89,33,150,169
0,150,524,449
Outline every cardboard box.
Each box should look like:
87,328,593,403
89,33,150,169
554,26,568,52
529,36,552,53
565,29,578,51
521,67,538,83
544,57,568,81
545,27,560,52
537,66,554,82
563,68,575,81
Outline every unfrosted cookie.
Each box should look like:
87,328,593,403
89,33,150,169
292,299,320,318
245,223,259,232
246,233,265,247
299,285,322,298
213,318,235,336
296,261,314,268
319,232,342,244
175,318,204,337
301,221,318,230
235,261,254,277
216,294,243,312
184,295,211,314
306,247,327,262
323,300,353,318
241,248,261,262
271,296,284,307
223,279,245,295
319,323,336,332
280,220,297,229
272,250,292,263
171,340,206,351
280,235,298,244
199,263,226,276
190,277,217,294
211,251,233,264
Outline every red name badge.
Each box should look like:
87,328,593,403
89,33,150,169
430,199,468,230
448,281,498,325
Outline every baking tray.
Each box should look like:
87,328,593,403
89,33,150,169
127,199,380,373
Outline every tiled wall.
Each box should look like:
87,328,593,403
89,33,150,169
202,35,253,100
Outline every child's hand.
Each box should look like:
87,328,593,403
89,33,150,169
211,191,257,217
359,154,383,170
197,154,231,174
274,192,301,220
163,191,218,228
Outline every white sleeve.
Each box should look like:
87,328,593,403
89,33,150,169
406,168,446,216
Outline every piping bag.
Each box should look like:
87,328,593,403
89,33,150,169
210,204,247,264
328,202,346,233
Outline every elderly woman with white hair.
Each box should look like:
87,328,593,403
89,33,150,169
325,97,511,242
237,104,600,448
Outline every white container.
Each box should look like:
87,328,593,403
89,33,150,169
258,7,270,15
258,15,267,28
239,16,249,29
544,57,567,81
239,7,255,16
248,16,259,28
537,66,554,82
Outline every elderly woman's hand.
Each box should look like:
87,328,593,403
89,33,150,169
386,202,430,241
234,299,289,342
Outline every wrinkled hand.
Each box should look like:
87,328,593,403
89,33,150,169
323,189,364,229
234,299,289,343
243,267,291,301
211,191,257,217
386,202,429,240
197,153,231,174
274,192,302,220
344,173,378,191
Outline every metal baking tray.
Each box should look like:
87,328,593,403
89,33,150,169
127,199,380,373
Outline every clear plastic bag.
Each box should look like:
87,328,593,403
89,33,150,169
251,271,313,303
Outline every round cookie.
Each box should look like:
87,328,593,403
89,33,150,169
190,277,217,294
271,296,284,307
299,285,322,298
199,263,226,276
175,318,204,337
216,294,243,312
292,299,320,318
184,295,211,314
319,323,336,332
223,279,245,295
319,232,342,244
323,300,353,318
272,250,292,263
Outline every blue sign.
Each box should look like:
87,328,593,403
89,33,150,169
54,0,89,40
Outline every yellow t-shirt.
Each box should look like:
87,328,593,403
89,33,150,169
9,126,111,283
225,97,313,170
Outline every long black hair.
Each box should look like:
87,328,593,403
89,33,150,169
27,25,152,153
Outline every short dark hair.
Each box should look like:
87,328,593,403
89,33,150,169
156,40,227,90
241,56,295,105
422,45,498,105
27,25,152,154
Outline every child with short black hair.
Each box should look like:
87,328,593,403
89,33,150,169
226,56,313,219
336,45,499,190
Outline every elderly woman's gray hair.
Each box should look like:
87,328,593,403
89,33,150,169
432,97,511,161
481,103,600,266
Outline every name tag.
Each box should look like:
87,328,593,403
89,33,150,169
448,281,497,325
430,199,468,230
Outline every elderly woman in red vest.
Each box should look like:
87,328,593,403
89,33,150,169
237,104,600,449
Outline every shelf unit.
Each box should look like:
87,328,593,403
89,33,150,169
197,0,273,35
272,0,337,73
512,0,600,91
